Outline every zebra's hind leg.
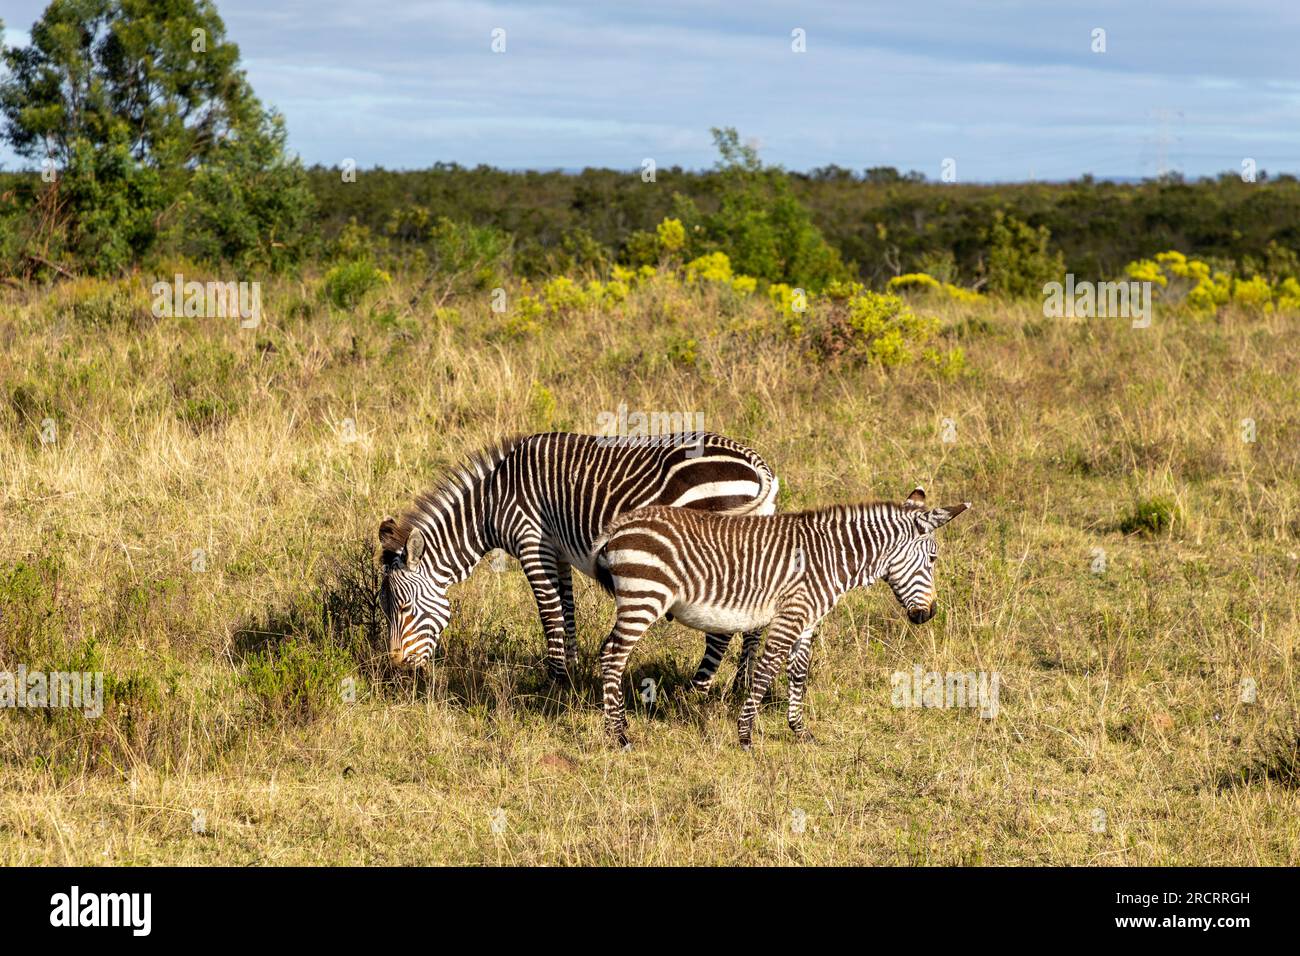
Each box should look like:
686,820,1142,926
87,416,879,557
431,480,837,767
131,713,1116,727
786,628,816,742
599,600,667,750
690,633,733,692
737,613,805,750
728,630,763,698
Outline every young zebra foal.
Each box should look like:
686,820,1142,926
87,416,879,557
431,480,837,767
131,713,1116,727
593,488,970,749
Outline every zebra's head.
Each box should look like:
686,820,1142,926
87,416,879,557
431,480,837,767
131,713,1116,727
882,488,970,625
378,517,451,668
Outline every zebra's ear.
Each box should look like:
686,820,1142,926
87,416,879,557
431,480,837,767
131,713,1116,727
406,527,426,566
379,516,398,545
916,502,971,533
905,486,926,506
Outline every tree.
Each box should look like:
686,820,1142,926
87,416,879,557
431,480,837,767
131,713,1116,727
0,0,313,274
686,126,848,288
983,211,1065,298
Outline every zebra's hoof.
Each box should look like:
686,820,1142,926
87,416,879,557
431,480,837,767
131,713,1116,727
793,731,817,745
620,740,634,752
739,740,752,752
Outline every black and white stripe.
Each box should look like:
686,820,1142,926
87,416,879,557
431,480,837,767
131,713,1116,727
592,487,970,748
379,432,779,683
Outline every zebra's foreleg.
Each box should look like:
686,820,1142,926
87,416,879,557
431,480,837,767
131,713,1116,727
556,560,579,675
690,633,733,692
737,613,804,750
729,629,763,698
785,628,816,742
518,543,573,685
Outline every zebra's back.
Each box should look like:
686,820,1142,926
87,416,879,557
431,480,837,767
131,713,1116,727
493,432,777,574
596,505,808,612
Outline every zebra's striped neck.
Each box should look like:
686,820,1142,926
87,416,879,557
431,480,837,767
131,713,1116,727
393,438,521,584
806,502,919,588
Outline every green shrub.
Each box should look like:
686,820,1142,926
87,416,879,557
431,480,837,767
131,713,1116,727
180,110,318,272
668,127,849,289
428,216,513,288
240,639,353,725
1121,496,1178,535
55,277,149,328
322,258,391,309
984,212,1065,299
0,556,69,667
807,291,953,369
664,334,699,367
179,396,235,431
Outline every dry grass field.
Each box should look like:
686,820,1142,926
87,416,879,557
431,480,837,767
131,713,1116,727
1,270,1298,865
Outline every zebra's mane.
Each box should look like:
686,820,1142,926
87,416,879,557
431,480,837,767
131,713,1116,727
804,500,921,521
381,435,524,557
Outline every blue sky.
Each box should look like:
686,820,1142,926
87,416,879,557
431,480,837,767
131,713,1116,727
2,0,1298,179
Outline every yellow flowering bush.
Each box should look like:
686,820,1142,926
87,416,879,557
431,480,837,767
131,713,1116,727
1275,277,1300,312
1124,258,1168,288
767,282,809,313
685,251,734,284
601,279,630,305
507,275,634,334
1185,269,1232,312
528,382,558,429
1131,249,1300,313
1123,250,1239,314
946,286,984,305
656,218,687,254
504,293,545,337
501,291,543,340
888,272,942,293
611,264,657,287
766,282,810,336
794,290,960,373
845,292,939,366
1231,276,1273,311
887,272,985,304
540,276,588,312
821,279,864,300
731,275,757,295
1156,250,1191,276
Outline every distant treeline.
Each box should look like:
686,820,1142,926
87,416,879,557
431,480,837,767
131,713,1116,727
304,164,1300,285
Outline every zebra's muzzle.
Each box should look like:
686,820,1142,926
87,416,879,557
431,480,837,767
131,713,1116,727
907,606,935,625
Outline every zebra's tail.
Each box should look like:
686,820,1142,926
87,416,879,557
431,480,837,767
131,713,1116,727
722,437,779,516
592,534,616,595
731,463,779,517
594,555,616,596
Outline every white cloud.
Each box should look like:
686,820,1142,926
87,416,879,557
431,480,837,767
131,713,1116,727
2,0,1297,177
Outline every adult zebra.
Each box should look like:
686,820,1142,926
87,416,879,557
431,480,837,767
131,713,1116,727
593,488,970,748
379,431,779,686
